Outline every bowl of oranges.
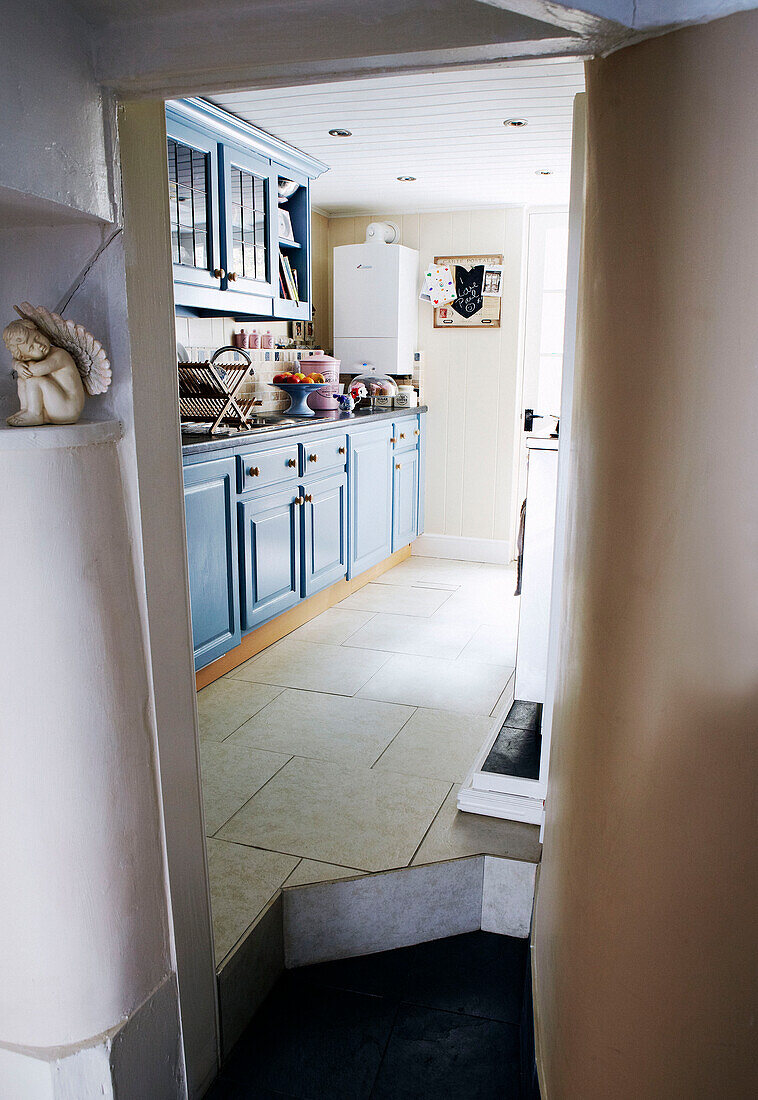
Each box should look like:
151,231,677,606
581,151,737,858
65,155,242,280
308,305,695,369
270,370,328,416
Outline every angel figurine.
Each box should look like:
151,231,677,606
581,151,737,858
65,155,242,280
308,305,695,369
3,302,111,427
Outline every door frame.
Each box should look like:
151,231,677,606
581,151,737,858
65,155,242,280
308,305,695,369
509,204,571,561
117,85,586,1098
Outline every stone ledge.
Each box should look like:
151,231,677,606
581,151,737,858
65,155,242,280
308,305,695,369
0,418,123,451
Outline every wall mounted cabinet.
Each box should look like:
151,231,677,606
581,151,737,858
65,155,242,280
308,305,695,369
166,98,327,321
182,410,426,670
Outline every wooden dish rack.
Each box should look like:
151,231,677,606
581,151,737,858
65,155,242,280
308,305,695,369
178,346,258,433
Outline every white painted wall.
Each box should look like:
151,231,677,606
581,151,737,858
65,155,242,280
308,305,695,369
328,209,526,552
0,0,113,223
0,1,201,1095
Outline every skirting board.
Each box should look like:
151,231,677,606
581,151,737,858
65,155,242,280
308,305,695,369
412,533,513,565
457,784,544,825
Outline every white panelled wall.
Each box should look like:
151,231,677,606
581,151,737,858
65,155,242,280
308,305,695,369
327,209,526,558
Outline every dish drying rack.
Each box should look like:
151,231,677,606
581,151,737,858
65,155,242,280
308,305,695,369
178,346,258,433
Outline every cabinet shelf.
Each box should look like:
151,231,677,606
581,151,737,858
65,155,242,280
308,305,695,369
279,240,302,250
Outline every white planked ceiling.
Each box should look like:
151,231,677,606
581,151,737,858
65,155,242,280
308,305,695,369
211,59,585,215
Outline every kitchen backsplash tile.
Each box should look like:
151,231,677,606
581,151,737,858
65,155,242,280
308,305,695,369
176,315,324,414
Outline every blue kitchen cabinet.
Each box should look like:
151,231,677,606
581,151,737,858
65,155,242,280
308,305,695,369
166,98,326,320
302,472,348,597
183,457,241,670
392,444,419,551
349,423,393,577
239,485,301,630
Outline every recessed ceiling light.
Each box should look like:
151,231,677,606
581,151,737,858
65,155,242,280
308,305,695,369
397,176,416,182
535,169,553,176
504,118,528,128
328,128,352,137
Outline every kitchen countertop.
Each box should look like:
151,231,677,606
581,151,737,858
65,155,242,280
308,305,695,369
181,404,427,458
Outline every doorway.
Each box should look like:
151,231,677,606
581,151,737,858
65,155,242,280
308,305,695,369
119,66,585,1091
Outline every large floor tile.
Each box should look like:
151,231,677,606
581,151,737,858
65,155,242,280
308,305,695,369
197,679,284,742
357,653,514,716
482,724,541,780
284,859,365,888
218,757,451,872
230,637,390,695
221,979,396,1099
373,708,494,783
371,1003,520,1099
343,612,476,659
287,607,374,645
431,585,520,628
206,839,298,964
228,688,414,767
379,556,486,586
200,741,291,835
412,788,541,865
337,582,453,617
458,621,520,667
295,931,528,1026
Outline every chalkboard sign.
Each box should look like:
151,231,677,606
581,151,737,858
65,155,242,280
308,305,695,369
433,254,502,328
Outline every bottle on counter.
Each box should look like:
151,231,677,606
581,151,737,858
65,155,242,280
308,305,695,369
261,330,273,349
248,330,260,349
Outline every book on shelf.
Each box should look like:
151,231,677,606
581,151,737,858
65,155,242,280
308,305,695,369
279,252,300,304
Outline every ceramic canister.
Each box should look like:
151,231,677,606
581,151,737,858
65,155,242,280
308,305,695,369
304,352,341,410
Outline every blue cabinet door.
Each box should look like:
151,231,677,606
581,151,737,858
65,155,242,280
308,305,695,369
392,445,420,551
349,424,393,577
303,473,348,597
218,142,278,305
183,457,241,670
165,112,222,301
239,486,301,630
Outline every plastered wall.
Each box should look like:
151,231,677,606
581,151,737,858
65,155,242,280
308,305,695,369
327,209,525,548
534,13,758,1097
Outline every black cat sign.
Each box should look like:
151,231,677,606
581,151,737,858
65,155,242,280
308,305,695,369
433,255,503,328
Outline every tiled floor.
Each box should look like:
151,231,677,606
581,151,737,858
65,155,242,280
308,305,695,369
198,556,542,966
205,931,526,1099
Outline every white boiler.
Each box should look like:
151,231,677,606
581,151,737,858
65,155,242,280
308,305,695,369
333,234,418,377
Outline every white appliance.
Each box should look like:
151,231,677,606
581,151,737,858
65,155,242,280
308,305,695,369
333,233,419,377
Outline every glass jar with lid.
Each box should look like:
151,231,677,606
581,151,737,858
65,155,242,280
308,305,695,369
348,365,398,408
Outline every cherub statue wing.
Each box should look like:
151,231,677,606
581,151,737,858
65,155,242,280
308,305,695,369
14,302,112,396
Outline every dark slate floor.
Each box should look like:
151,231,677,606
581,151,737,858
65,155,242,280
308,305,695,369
482,700,542,781
205,931,528,1099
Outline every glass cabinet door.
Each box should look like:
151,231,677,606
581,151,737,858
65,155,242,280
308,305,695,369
165,116,221,293
219,144,277,300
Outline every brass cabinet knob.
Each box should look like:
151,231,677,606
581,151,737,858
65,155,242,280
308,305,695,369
213,268,225,279
414,429,420,436
390,437,397,443
400,432,405,439
338,446,346,455
286,458,296,467
304,493,313,503
227,271,238,282
294,495,304,505
395,463,401,469
248,466,260,476
308,453,318,463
